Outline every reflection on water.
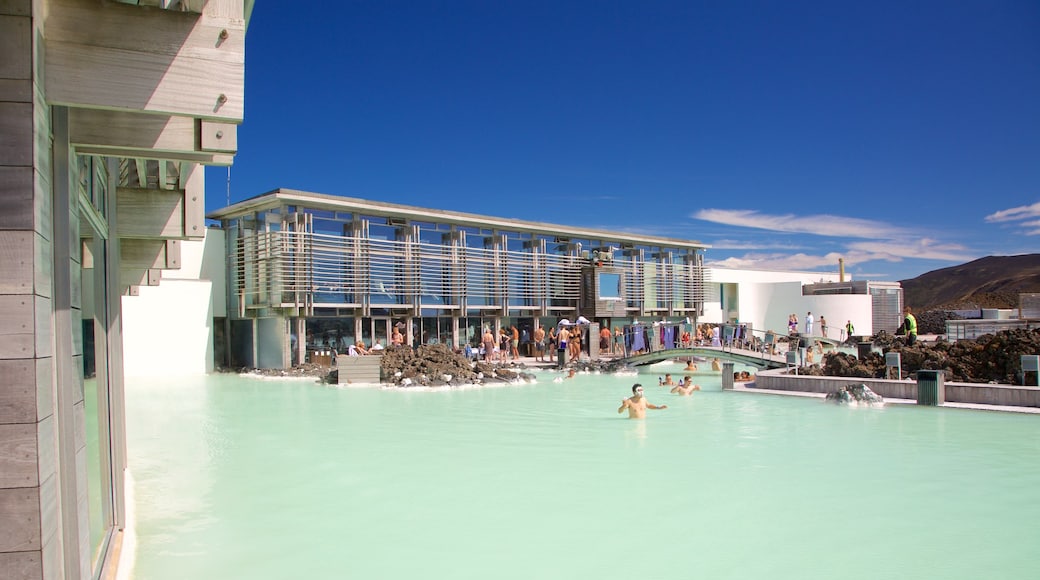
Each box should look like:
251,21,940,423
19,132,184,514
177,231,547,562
125,369,1040,580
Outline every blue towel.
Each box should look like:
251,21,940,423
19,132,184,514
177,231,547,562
631,325,646,351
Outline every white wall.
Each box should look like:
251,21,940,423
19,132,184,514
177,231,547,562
701,267,874,338
121,228,225,376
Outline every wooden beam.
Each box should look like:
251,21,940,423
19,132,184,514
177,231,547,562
120,268,161,291
181,163,206,239
119,239,182,270
70,109,192,154
44,0,245,121
70,109,239,160
75,145,233,167
116,188,183,239
199,120,238,153
134,159,148,188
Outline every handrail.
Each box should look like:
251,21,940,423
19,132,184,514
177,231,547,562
615,323,793,367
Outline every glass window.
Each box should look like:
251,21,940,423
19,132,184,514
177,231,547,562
598,272,622,299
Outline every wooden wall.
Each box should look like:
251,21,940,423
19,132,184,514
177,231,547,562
1,2,54,578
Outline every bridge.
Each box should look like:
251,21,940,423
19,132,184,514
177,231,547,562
619,345,790,370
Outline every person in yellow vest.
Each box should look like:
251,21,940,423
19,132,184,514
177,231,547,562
902,306,918,346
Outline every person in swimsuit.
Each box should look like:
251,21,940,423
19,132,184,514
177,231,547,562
482,328,495,362
618,384,667,419
671,379,701,395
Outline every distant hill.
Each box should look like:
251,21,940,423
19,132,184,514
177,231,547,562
899,254,1040,312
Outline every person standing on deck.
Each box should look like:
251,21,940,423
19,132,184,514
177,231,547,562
533,326,546,362
482,328,496,362
901,307,918,346
510,325,520,360
805,312,814,336
557,326,570,363
820,316,828,338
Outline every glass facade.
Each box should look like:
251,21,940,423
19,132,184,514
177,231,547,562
215,191,709,364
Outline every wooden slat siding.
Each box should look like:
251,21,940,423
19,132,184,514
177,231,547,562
0,231,33,293
0,79,32,101
0,2,31,17
0,551,42,580
37,475,58,577
0,103,33,166
33,233,51,302
0,13,31,77
0,360,36,424
0,424,38,488
35,418,56,534
337,356,383,384
0,167,34,231
44,0,245,121
35,358,52,424
0,488,40,552
69,109,196,156
34,296,52,359
116,188,183,238
0,295,34,359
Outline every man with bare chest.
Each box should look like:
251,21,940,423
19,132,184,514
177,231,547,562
618,384,667,419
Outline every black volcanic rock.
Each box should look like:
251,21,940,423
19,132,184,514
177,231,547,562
805,328,1040,384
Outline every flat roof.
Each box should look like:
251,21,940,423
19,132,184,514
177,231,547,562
208,188,710,250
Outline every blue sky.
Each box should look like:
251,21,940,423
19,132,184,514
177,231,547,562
207,0,1040,282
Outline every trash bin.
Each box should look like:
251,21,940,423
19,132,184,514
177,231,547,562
722,362,735,389
917,370,945,406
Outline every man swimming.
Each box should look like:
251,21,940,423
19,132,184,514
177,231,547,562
618,384,667,419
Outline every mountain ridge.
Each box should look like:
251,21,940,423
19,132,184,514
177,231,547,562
898,254,1040,312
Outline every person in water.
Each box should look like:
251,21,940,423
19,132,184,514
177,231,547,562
671,379,701,396
618,384,667,419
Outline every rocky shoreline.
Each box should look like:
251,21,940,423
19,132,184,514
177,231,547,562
801,327,1040,384
225,327,1040,388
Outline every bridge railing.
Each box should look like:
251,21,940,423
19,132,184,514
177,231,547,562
616,323,794,365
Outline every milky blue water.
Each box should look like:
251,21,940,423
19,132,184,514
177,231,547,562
124,365,1040,579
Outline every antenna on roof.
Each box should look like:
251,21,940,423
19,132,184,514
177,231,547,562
226,166,231,207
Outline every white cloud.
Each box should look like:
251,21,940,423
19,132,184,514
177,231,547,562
706,251,863,272
704,242,976,275
708,239,805,251
692,209,908,239
844,238,972,262
1019,219,1040,236
984,201,1040,223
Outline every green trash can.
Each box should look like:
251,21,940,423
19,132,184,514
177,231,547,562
917,370,945,406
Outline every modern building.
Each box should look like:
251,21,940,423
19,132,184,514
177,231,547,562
0,1,251,578
803,279,903,336
207,189,713,368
